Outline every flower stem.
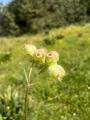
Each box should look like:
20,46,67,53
24,85,28,120
24,67,32,120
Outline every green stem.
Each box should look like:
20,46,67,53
24,85,28,120
24,67,32,120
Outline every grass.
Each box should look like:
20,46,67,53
0,24,90,120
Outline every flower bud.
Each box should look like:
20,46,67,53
25,44,36,57
48,63,65,80
34,48,47,64
46,51,59,65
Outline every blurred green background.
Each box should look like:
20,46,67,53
0,24,90,120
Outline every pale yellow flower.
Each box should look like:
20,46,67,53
48,63,65,80
25,44,36,57
46,51,59,65
34,48,47,64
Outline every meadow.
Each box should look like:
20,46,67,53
0,24,90,120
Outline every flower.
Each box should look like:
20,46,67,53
25,44,36,57
34,48,47,64
25,44,65,80
48,63,65,80
46,51,59,65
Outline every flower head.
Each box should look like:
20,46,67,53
34,48,47,64
25,44,36,57
46,51,59,65
48,63,65,81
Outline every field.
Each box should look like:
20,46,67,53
0,24,90,120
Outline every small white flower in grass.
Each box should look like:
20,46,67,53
46,51,59,65
34,48,47,64
25,44,36,57
88,86,90,90
48,63,65,81
73,113,76,116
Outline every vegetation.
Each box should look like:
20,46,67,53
0,24,90,120
0,0,90,35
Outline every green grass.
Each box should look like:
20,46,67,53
0,24,90,120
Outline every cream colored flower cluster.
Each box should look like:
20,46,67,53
25,44,65,81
